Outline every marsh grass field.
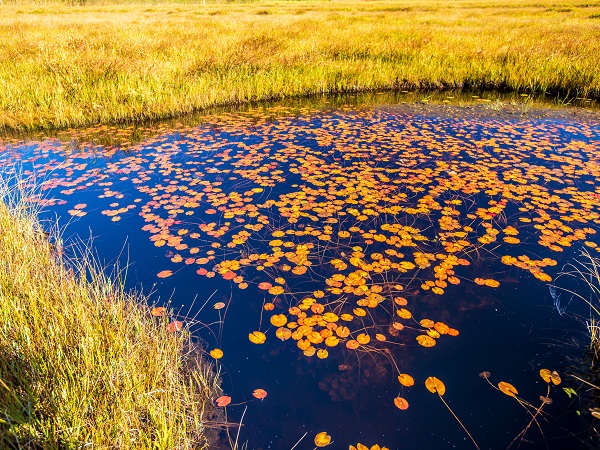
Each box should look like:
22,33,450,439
1,0,600,130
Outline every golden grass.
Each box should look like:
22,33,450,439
0,0,599,130
0,181,222,448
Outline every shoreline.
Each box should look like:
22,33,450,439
1,89,599,141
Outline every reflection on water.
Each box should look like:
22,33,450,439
1,98,600,449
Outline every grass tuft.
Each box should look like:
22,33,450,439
555,252,600,416
0,178,222,449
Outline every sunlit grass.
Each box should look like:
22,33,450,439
0,179,222,448
1,0,599,130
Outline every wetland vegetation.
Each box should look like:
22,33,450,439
1,95,600,448
0,183,222,448
1,0,599,130
2,0,600,448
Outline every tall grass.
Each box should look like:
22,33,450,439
558,253,600,360
1,0,599,130
554,252,600,422
0,179,222,448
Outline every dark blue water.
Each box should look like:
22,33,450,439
2,102,600,450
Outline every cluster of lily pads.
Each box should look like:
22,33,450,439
2,104,599,446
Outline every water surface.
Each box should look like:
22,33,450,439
2,96,600,449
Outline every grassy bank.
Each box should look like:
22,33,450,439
0,183,221,448
1,0,599,130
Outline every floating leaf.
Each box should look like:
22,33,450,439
258,282,272,290
268,285,285,295
539,368,552,383
151,306,167,317
498,381,518,397
166,321,183,332
325,335,340,347
314,432,332,447
425,376,446,395
416,335,436,347
157,270,173,279
213,302,226,310
215,395,231,407
551,371,562,386
292,266,307,275
394,297,408,306
346,340,360,350
317,349,329,359
303,346,316,357
252,388,267,399
398,373,415,387
356,333,370,345
394,396,409,410
270,314,287,327
322,312,339,323
248,331,266,344
353,307,367,317
433,322,449,334
209,348,224,359
484,279,500,288
276,327,292,341
420,319,434,328
336,326,350,338
396,308,412,319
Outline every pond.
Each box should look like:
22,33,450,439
2,93,600,450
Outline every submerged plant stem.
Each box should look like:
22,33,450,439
438,395,481,450
508,385,550,449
